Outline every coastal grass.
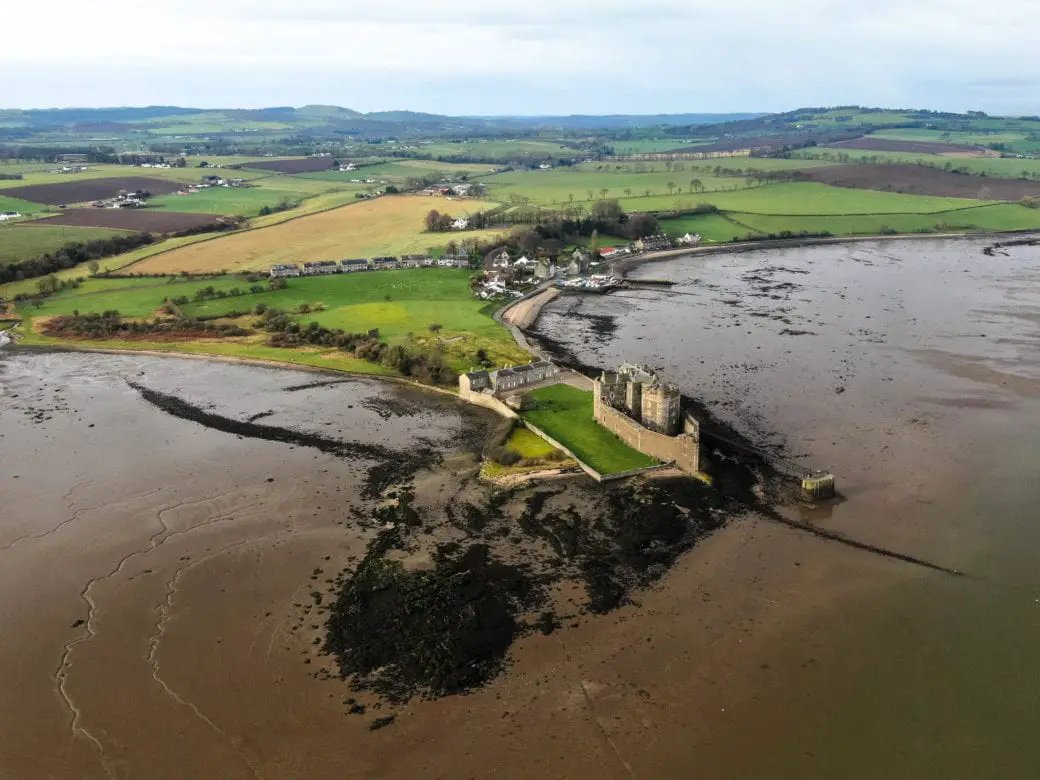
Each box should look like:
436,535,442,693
126,196,504,274
0,224,131,265
506,427,558,459
521,384,657,475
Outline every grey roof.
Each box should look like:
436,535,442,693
495,368,516,378
466,370,490,381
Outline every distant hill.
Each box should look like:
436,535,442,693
0,105,761,137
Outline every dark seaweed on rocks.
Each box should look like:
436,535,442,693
324,539,539,704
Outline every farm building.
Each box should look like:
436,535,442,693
458,361,559,399
269,264,301,278
680,232,702,246
452,217,470,230
492,361,559,393
459,369,491,394
371,256,399,270
0,212,22,222
400,254,430,268
302,261,339,276
421,256,438,267
341,259,369,272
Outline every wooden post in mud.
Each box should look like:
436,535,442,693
802,472,836,501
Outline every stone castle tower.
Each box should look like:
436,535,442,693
593,363,680,435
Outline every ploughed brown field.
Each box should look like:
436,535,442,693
242,158,337,173
1,177,183,205
797,163,1040,200
826,136,996,157
26,209,225,232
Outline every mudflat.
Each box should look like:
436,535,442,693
3,234,1040,779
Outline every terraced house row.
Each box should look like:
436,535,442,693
268,254,471,278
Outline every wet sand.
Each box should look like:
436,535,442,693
3,235,1040,778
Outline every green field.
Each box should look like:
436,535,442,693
0,163,270,190
521,385,657,475
416,139,573,161
146,186,315,216
792,148,1040,180
660,212,756,243
0,193,50,216
19,269,529,374
0,225,132,266
724,203,1040,237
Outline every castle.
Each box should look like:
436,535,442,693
594,363,682,434
593,363,700,474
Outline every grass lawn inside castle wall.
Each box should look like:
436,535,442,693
521,384,658,474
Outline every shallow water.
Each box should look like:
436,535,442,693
535,237,1040,777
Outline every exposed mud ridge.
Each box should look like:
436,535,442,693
322,471,742,717
983,236,1040,257
281,378,357,392
127,381,438,497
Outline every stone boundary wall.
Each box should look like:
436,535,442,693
594,397,700,474
458,387,518,419
522,422,670,483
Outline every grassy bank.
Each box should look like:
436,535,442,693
13,268,530,375
521,384,657,474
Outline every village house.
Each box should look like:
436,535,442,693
680,232,702,246
400,254,429,268
452,217,470,230
635,234,675,252
269,264,301,278
0,211,22,221
534,258,557,280
302,260,339,276
421,255,438,267
341,258,370,272
371,256,399,270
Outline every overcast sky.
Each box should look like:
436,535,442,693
3,0,1038,115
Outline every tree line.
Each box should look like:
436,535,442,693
0,232,156,286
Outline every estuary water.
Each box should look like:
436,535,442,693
534,236,1040,778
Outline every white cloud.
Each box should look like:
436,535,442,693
1,0,1039,113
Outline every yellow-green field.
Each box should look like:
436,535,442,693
127,196,503,274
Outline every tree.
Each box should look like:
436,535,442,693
425,209,442,232
624,188,632,198
428,323,443,333
599,188,609,199
590,229,600,255
666,181,676,196
88,260,100,275
590,199,624,223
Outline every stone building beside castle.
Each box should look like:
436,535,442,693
593,363,700,474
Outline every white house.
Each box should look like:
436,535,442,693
452,217,470,230
302,260,339,275
269,264,301,278
680,232,702,246
0,211,22,221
